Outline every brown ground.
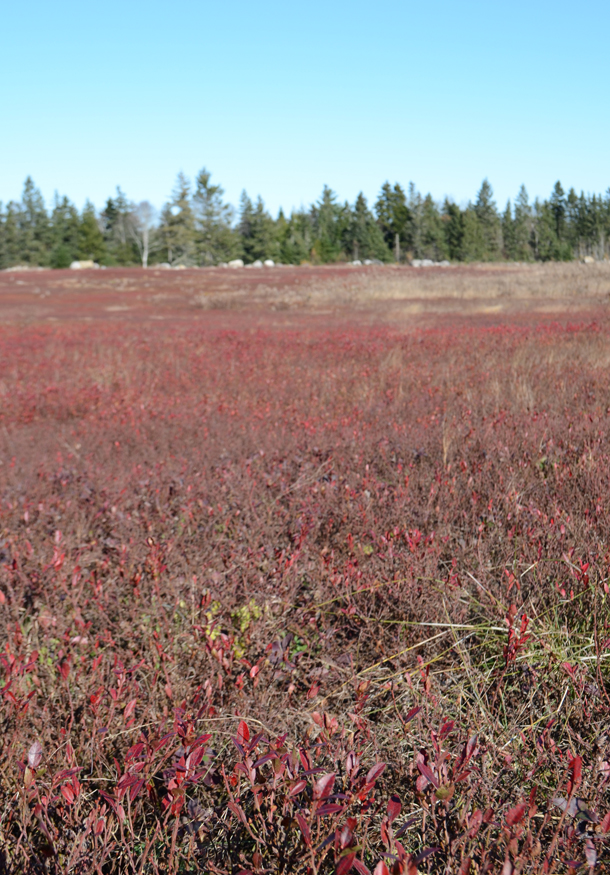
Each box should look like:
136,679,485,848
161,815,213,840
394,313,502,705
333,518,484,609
1,261,609,328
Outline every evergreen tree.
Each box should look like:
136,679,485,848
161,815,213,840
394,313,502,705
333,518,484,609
238,192,278,263
375,182,411,259
160,173,196,265
49,194,80,267
78,201,106,263
474,179,502,259
20,177,50,265
100,188,138,264
461,207,486,261
419,195,448,260
278,209,315,264
193,168,240,264
0,203,22,267
512,186,534,261
346,193,391,261
549,181,567,243
311,186,345,262
441,200,463,261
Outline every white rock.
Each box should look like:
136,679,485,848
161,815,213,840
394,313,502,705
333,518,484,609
228,259,244,268
263,259,275,267
251,260,263,268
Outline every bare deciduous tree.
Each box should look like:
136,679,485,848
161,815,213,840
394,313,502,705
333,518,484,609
129,201,157,267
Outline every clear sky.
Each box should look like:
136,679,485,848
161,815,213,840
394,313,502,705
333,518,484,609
2,0,609,217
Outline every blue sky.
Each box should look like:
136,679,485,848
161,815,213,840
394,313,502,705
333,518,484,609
2,0,609,217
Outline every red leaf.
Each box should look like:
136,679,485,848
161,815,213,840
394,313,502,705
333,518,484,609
468,809,483,838
124,698,137,720
228,801,248,825
129,779,145,802
353,860,372,875
61,784,75,805
289,779,307,797
584,838,596,867
416,761,439,788
374,864,389,875
237,720,250,745
387,794,402,823
336,853,356,875
297,813,311,846
601,810,610,833
313,772,336,800
568,755,582,792
365,762,386,786
404,705,421,724
315,803,344,816
28,741,42,769
506,802,527,827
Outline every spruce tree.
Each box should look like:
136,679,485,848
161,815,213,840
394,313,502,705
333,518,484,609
78,201,106,263
193,168,240,265
311,186,344,263
160,173,196,265
100,188,138,265
419,195,448,261
549,182,567,244
441,200,463,261
375,182,411,259
512,186,534,261
20,177,50,265
474,179,502,259
239,192,278,263
278,209,315,264
461,207,486,261
347,193,391,261
1,203,22,267
49,194,80,267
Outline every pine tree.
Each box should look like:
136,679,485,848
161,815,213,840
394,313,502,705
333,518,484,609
100,188,138,265
441,200,463,261
531,198,571,261
375,182,411,260
49,194,80,268
20,177,50,265
512,186,534,261
238,193,278,263
549,182,567,244
346,193,391,261
278,209,315,264
193,168,240,265
419,195,448,260
461,207,486,261
474,179,502,259
310,186,346,263
78,201,106,263
160,173,196,265
1,202,22,267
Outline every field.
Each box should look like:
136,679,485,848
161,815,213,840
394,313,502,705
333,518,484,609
2,263,610,874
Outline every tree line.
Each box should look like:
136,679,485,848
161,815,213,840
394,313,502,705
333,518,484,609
1,171,609,269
